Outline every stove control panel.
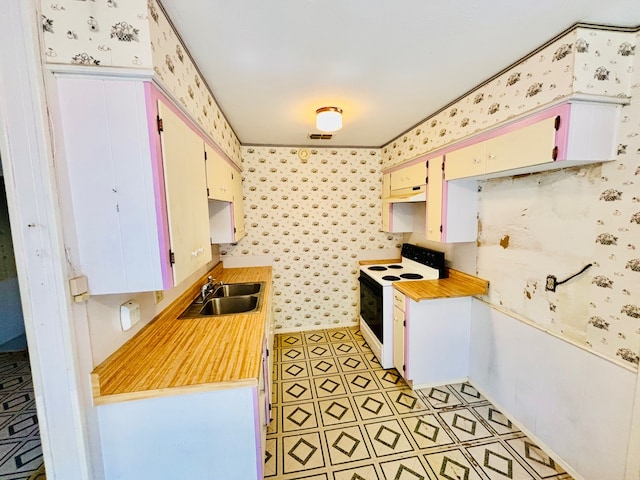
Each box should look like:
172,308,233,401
400,244,447,278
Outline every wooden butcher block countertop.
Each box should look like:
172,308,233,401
91,263,272,405
394,269,489,301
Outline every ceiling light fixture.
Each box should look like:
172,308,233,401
315,106,343,132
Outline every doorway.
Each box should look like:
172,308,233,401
0,174,26,352
0,167,42,475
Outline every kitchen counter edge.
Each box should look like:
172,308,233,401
393,268,489,301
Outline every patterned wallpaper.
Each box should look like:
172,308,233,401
147,0,241,163
220,147,402,331
469,30,639,368
40,5,639,365
382,27,636,170
40,0,152,68
586,31,640,366
40,0,241,164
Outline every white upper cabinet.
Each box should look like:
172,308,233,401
382,173,391,199
232,171,246,241
444,142,486,181
446,117,557,180
445,101,620,181
390,161,426,195
209,169,246,244
205,142,245,244
54,75,215,294
205,145,234,202
157,101,211,286
427,156,477,243
426,156,444,242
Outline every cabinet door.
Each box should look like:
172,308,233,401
55,77,171,294
232,169,246,241
205,145,234,202
393,290,406,376
393,305,405,376
426,156,444,242
485,116,556,174
444,142,485,180
381,200,391,232
382,173,391,199
390,162,426,191
158,101,211,286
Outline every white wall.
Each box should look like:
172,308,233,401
469,299,637,480
403,234,477,273
87,245,219,365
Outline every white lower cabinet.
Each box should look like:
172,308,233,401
392,290,406,375
97,290,274,480
97,386,265,480
395,291,472,388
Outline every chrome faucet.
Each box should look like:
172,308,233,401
201,276,215,301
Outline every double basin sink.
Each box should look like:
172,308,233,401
179,282,265,318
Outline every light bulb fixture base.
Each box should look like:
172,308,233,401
316,106,343,132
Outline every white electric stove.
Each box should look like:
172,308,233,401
358,244,446,368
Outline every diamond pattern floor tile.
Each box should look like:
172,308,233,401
267,327,573,480
0,353,43,480
318,397,358,427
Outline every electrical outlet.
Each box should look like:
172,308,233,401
154,290,164,304
545,275,557,292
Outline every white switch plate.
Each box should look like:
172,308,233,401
120,300,140,331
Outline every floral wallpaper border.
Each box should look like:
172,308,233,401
382,27,636,170
40,0,242,165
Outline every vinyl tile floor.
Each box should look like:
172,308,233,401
265,327,573,480
0,352,44,480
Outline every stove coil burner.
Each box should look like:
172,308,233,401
368,266,387,271
400,273,424,280
381,275,401,281
387,265,403,269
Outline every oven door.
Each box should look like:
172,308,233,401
359,271,384,343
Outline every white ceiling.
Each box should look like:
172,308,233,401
160,0,640,148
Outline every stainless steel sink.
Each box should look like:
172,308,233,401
199,296,259,315
179,281,264,318
212,282,263,297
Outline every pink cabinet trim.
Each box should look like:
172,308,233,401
144,83,242,287
383,102,573,174
251,387,264,480
144,83,173,288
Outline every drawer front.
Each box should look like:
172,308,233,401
393,290,405,312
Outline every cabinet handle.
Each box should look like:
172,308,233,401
473,158,482,164
488,154,496,160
